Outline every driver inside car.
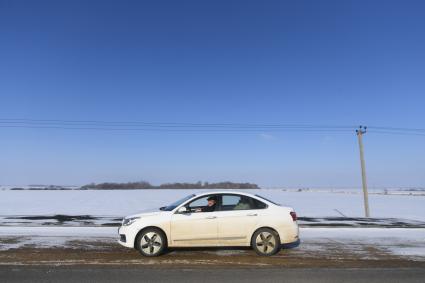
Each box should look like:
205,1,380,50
195,196,217,212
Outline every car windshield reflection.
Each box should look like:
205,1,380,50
160,194,196,211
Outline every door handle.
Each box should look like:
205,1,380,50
205,216,217,219
247,213,257,216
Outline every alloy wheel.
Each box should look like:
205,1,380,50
255,231,276,255
140,232,163,255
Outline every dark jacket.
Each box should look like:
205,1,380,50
202,204,216,212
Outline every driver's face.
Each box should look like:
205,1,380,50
207,199,216,206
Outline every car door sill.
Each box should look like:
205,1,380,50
218,236,246,240
173,237,217,241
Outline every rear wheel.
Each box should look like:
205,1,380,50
251,228,280,256
135,228,167,257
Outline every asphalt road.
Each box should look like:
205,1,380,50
1,266,424,283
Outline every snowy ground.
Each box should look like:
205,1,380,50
1,188,424,219
0,188,424,227
0,227,424,262
0,188,424,264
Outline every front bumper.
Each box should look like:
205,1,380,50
117,226,135,248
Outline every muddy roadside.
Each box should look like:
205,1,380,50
1,240,424,268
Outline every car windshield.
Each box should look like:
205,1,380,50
255,194,281,206
160,194,196,211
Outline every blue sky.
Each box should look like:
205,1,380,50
1,0,424,187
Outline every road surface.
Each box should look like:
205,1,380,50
1,266,424,283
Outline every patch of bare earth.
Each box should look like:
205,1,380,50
0,240,424,268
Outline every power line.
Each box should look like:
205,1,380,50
0,118,424,136
0,118,357,133
368,130,425,136
368,126,425,133
0,118,356,129
0,123,357,130
0,125,354,133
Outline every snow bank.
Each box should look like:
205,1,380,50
0,189,424,220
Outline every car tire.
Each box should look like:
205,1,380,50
135,228,167,257
251,228,281,256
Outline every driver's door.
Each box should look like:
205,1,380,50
170,195,218,247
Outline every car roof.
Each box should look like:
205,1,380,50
195,190,251,196
189,190,278,206
194,190,260,198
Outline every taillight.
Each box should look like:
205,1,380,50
290,211,297,221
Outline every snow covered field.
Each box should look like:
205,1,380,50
1,226,424,261
0,188,424,220
0,188,424,262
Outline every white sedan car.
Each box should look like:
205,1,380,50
118,191,299,256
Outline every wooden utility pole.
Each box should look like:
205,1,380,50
356,126,370,217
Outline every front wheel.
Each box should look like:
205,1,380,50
251,228,281,256
135,228,167,257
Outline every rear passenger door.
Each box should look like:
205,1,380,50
216,194,267,246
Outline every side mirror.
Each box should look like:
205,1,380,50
177,206,188,214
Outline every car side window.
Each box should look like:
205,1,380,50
188,196,208,208
186,195,217,213
220,195,265,211
252,198,267,209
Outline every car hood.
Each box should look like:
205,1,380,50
124,208,169,219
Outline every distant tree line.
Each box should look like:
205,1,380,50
81,181,152,190
80,181,260,190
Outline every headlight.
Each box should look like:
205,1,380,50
122,217,138,226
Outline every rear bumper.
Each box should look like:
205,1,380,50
281,238,300,249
